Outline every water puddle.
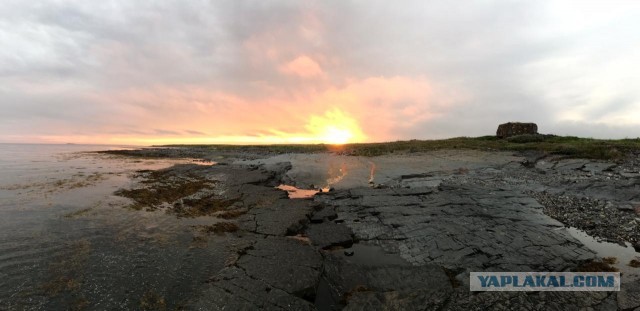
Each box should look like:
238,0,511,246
238,154,378,189
334,243,409,267
315,244,409,310
275,158,377,199
276,185,327,199
566,227,640,280
368,161,376,185
326,162,348,186
314,276,339,311
190,159,217,166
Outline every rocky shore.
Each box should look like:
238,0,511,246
105,147,640,310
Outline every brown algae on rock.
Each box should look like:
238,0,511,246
216,208,248,219
196,222,240,235
115,167,239,217
140,290,166,310
576,258,619,272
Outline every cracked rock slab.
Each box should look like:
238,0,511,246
443,290,614,311
305,222,354,249
310,206,338,223
618,278,640,310
251,198,313,236
325,185,596,272
236,237,322,298
187,267,315,310
322,253,454,310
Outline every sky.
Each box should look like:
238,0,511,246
1,0,639,145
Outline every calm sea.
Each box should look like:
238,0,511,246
0,144,221,310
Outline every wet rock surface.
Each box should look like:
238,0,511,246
617,278,640,310
305,222,354,249
104,149,640,310
531,192,640,246
236,237,323,297
319,185,595,272
188,267,316,310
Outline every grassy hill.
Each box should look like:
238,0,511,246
161,135,640,160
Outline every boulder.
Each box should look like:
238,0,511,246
496,122,538,139
306,222,354,249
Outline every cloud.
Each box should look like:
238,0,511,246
153,129,182,136
74,75,442,144
1,0,639,143
185,130,207,136
300,76,454,141
279,55,323,78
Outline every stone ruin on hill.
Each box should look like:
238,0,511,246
496,122,538,138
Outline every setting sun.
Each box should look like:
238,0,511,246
321,126,353,144
306,108,366,144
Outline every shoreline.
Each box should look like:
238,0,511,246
105,145,640,309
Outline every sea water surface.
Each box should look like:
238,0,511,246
0,144,222,310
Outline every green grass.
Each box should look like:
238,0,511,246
160,135,640,160
160,144,329,154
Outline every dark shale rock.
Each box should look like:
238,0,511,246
251,198,313,236
305,222,354,249
322,253,453,310
110,147,640,310
310,206,338,223
520,150,547,168
618,278,640,310
236,237,322,298
444,290,614,311
329,185,596,272
187,267,315,310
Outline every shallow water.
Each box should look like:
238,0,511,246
0,144,225,309
276,184,328,199
237,150,521,189
566,227,640,281
336,243,409,267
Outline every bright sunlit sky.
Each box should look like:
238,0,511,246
1,1,639,144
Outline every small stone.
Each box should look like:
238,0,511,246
618,204,634,211
310,207,338,223
344,250,354,256
306,222,353,249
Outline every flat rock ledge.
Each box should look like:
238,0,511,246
118,156,640,310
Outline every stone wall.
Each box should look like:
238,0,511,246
496,122,538,138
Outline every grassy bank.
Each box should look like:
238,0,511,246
162,135,640,160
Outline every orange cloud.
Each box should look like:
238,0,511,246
279,55,324,78
10,73,455,145
300,76,458,141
